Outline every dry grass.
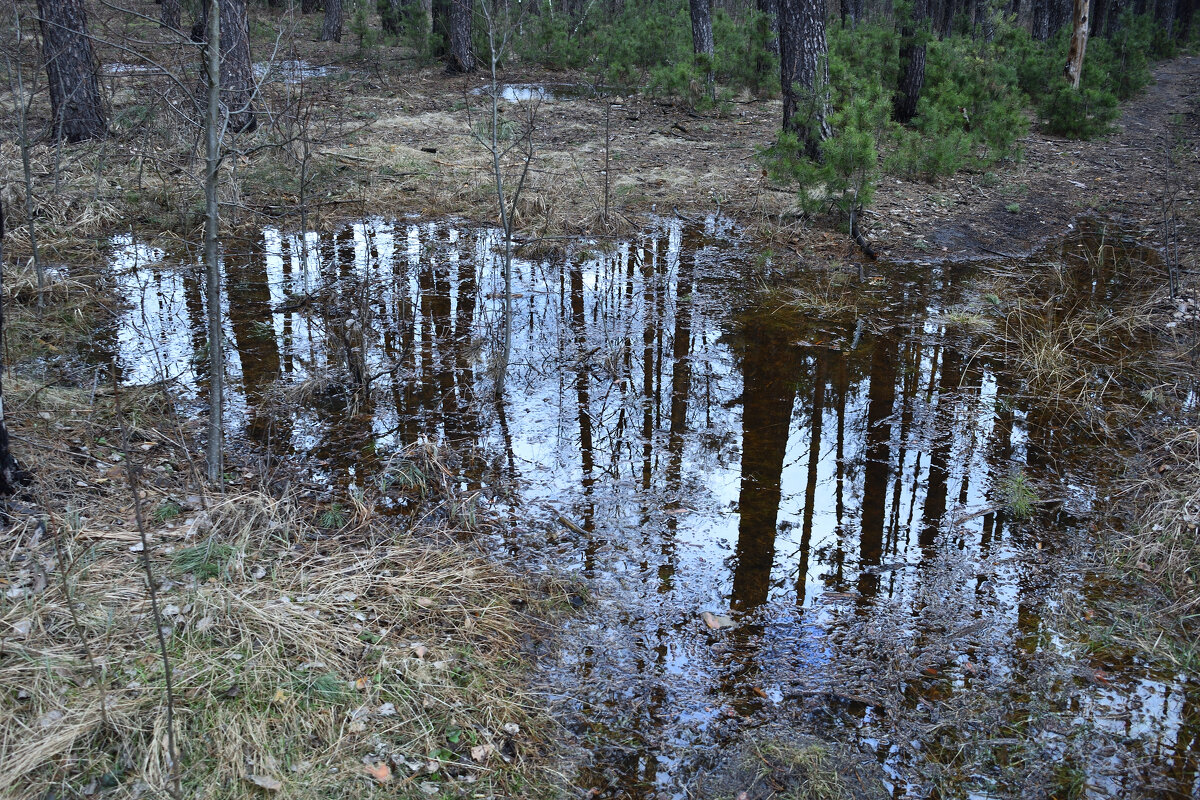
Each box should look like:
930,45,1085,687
0,489,571,799
0,254,573,800
1112,427,1200,617
988,245,1168,433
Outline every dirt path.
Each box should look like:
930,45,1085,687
874,53,1200,262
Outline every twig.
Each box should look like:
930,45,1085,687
44,516,110,729
113,366,182,799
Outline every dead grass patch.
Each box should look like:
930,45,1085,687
0,489,570,799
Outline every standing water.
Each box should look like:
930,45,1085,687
103,217,1199,798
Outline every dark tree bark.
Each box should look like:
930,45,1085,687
0,200,22,495
320,0,343,41
161,0,181,29
779,0,831,158
1033,0,1052,38
688,0,715,64
380,0,404,35
36,0,106,143
894,0,929,124
1156,0,1179,35
302,0,321,13
446,0,474,73
195,0,257,133
757,0,780,52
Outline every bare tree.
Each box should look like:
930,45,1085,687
320,0,343,41
4,9,45,307
36,0,106,142
447,0,475,72
779,0,831,159
472,0,537,394
0,199,23,495
194,0,257,133
1064,0,1090,88
203,0,225,484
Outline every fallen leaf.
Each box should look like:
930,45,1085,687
37,710,65,728
415,597,435,609
365,762,391,783
751,686,768,699
701,611,735,630
470,744,494,762
245,774,282,792
354,677,369,690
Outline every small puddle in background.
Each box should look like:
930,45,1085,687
103,63,166,76
253,60,339,83
101,218,1200,798
470,83,615,102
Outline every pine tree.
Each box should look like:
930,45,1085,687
779,0,831,159
36,0,106,143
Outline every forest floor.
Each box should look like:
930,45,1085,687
284,44,1200,266
2,5,1199,798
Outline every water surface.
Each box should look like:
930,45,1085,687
103,217,1200,798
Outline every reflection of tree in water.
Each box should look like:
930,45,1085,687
730,312,805,613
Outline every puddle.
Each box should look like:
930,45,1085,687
470,82,610,102
101,218,1200,798
103,63,165,76
252,60,339,83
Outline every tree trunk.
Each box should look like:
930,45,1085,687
894,0,929,123
446,0,474,73
380,0,404,35
161,0,181,29
195,0,257,133
758,0,780,53
1033,0,1051,38
0,199,23,495
688,0,715,66
36,0,106,143
203,0,224,484
1156,0,1178,35
302,0,321,13
320,0,343,41
1064,0,1090,88
779,0,831,159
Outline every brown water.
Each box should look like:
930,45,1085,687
103,217,1199,798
